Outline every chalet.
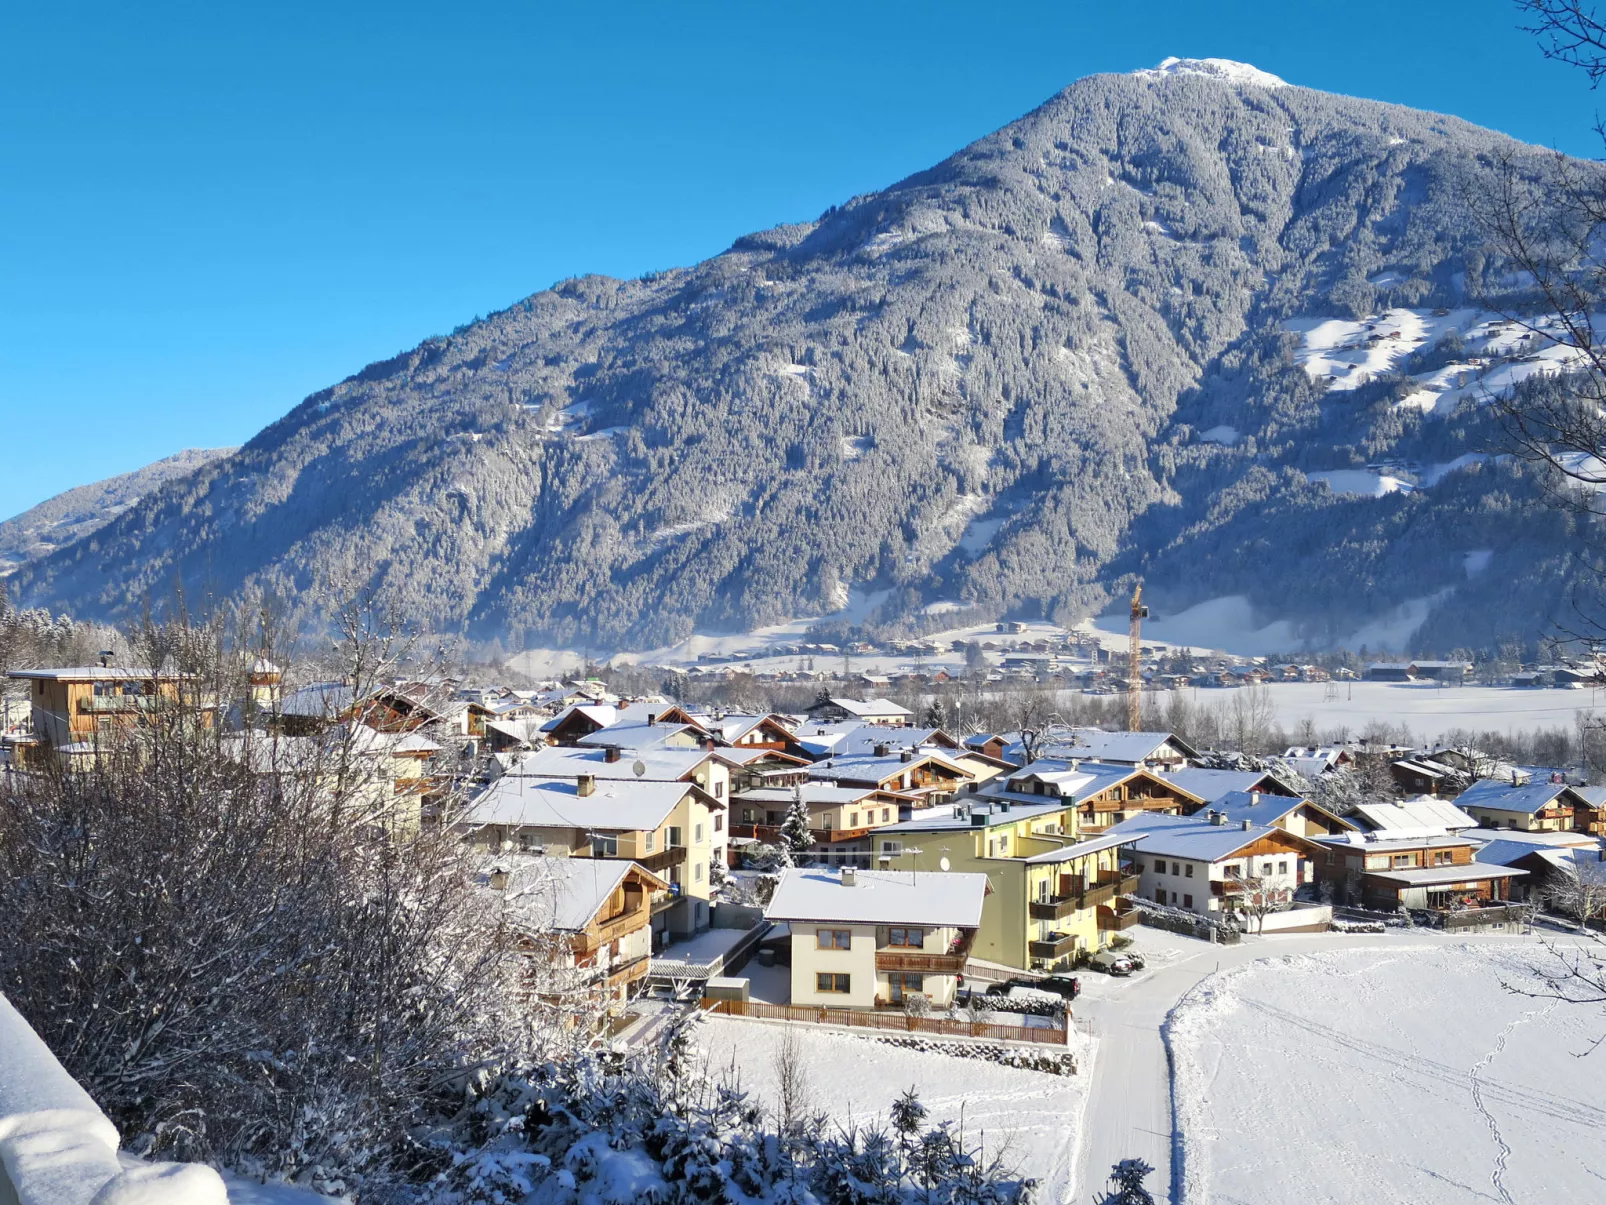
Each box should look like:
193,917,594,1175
487,855,668,1015
1388,756,1463,796
963,732,1010,761
459,775,723,939
805,750,974,804
1453,779,1600,834
1198,790,1356,844
1313,831,1526,910
1106,813,1324,925
766,867,989,1009
992,759,1202,831
730,783,909,861
541,701,705,747
6,666,191,759
713,745,813,793
1031,728,1197,771
804,697,914,726
708,712,803,755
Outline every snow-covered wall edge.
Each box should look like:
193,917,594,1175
0,994,228,1205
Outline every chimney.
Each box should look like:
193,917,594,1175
705,737,716,751
874,743,889,758
1241,819,1252,830
647,711,657,725
604,746,620,764
616,699,629,710
1250,790,1260,806
577,775,596,797
841,866,857,886
900,750,914,763
1209,811,1224,826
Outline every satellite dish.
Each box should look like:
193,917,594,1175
632,759,647,778
939,856,951,872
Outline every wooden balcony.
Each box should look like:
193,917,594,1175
1098,902,1142,931
874,950,966,974
607,955,650,989
1029,895,1081,921
574,904,650,954
638,846,688,875
1028,932,1077,960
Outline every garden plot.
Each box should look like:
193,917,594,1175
1168,941,1606,1204
693,1015,1093,1204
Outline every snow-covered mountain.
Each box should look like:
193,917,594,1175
8,62,1595,653
0,448,236,578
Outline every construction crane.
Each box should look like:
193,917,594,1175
1128,582,1148,732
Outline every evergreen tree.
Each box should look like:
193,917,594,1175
1098,1158,1156,1205
779,789,815,861
923,698,948,729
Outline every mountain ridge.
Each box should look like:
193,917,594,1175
10,65,1592,655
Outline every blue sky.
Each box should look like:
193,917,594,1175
1,0,1600,517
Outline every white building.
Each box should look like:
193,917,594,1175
764,867,989,1010
1104,813,1320,920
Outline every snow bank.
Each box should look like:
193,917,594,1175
1167,942,1606,1204
0,994,227,1205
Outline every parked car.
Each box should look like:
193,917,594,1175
1088,950,1135,976
985,975,1080,1000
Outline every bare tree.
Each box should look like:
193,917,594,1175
1546,859,1606,932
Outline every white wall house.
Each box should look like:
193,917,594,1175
764,868,989,1010
1104,814,1317,920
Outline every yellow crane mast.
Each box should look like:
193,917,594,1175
1128,583,1148,732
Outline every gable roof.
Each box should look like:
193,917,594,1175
806,751,970,785
765,868,989,928
505,743,711,781
485,855,667,932
1350,799,1478,835
1102,813,1314,861
1453,779,1591,816
463,776,698,833
1161,768,1291,804
815,697,913,719
1035,728,1197,765
1206,790,1354,832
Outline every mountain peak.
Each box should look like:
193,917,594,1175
1134,57,1287,89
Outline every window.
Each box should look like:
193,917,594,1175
667,826,683,848
694,862,704,883
594,834,619,857
1433,850,1452,866
1170,891,1178,905
1155,889,1166,904
1391,854,1411,869
888,927,924,948
888,972,924,1001
881,841,902,855
1183,894,1193,909
1134,860,1145,872
1184,864,1194,878
817,929,852,950
1171,862,1181,876
1261,863,1273,877
714,781,724,798
694,823,704,843
1278,860,1288,875
643,832,655,853
849,811,859,827
713,814,724,833
518,832,532,852
817,973,851,994
881,808,890,822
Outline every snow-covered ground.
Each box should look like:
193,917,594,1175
693,1016,1093,1204
1168,942,1606,1204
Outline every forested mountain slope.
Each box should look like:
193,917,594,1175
0,448,235,577
12,60,1593,654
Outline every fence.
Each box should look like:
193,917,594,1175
700,997,1069,1046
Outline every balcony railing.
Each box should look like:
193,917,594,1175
1029,869,1140,918
874,950,966,974
575,905,650,953
1028,932,1077,960
638,846,688,875
1097,902,1142,931
79,695,160,715
1029,895,1081,921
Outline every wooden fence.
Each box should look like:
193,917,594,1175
699,998,1069,1046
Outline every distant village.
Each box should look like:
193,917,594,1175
6,650,1602,1048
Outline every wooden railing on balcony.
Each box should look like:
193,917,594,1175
638,846,688,875
574,904,650,954
1029,869,1140,918
1097,902,1142,931
1028,932,1077,960
874,950,967,974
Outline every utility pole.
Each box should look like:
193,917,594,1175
1128,582,1148,732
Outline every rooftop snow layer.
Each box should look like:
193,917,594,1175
764,867,989,928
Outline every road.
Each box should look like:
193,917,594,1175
1068,927,1548,1204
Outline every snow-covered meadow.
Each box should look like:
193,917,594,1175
692,1016,1093,1204
1168,942,1606,1204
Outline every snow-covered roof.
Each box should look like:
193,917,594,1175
829,726,955,758
507,743,709,781
735,784,888,806
278,681,357,718
1460,827,1597,847
463,776,697,833
1364,864,1527,886
1454,779,1591,816
1162,768,1289,803
1021,832,1141,865
817,697,913,719
484,854,666,932
1102,813,1299,862
1351,799,1477,834
576,720,708,751
1034,729,1195,765
879,796,1070,834
5,666,175,681
765,868,989,928
1206,791,1353,832
807,751,969,785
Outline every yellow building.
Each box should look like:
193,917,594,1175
460,774,722,938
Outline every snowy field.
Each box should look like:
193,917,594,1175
1168,942,1606,1205
692,1016,1092,1204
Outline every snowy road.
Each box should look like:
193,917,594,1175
1069,928,1545,1203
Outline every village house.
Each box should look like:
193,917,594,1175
486,855,668,1019
1364,660,1472,684
1349,798,1479,836
804,749,975,805
729,782,909,862
1194,790,1357,844
764,867,989,1009
872,792,1141,971
540,700,703,747
6,665,192,764
1162,768,1298,806
1105,813,1324,925
996,759,1202,831
1313,830,1527,910
459,774,723,940
803,697,914,726
1024,729,1197,772
1454,779,1601,834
